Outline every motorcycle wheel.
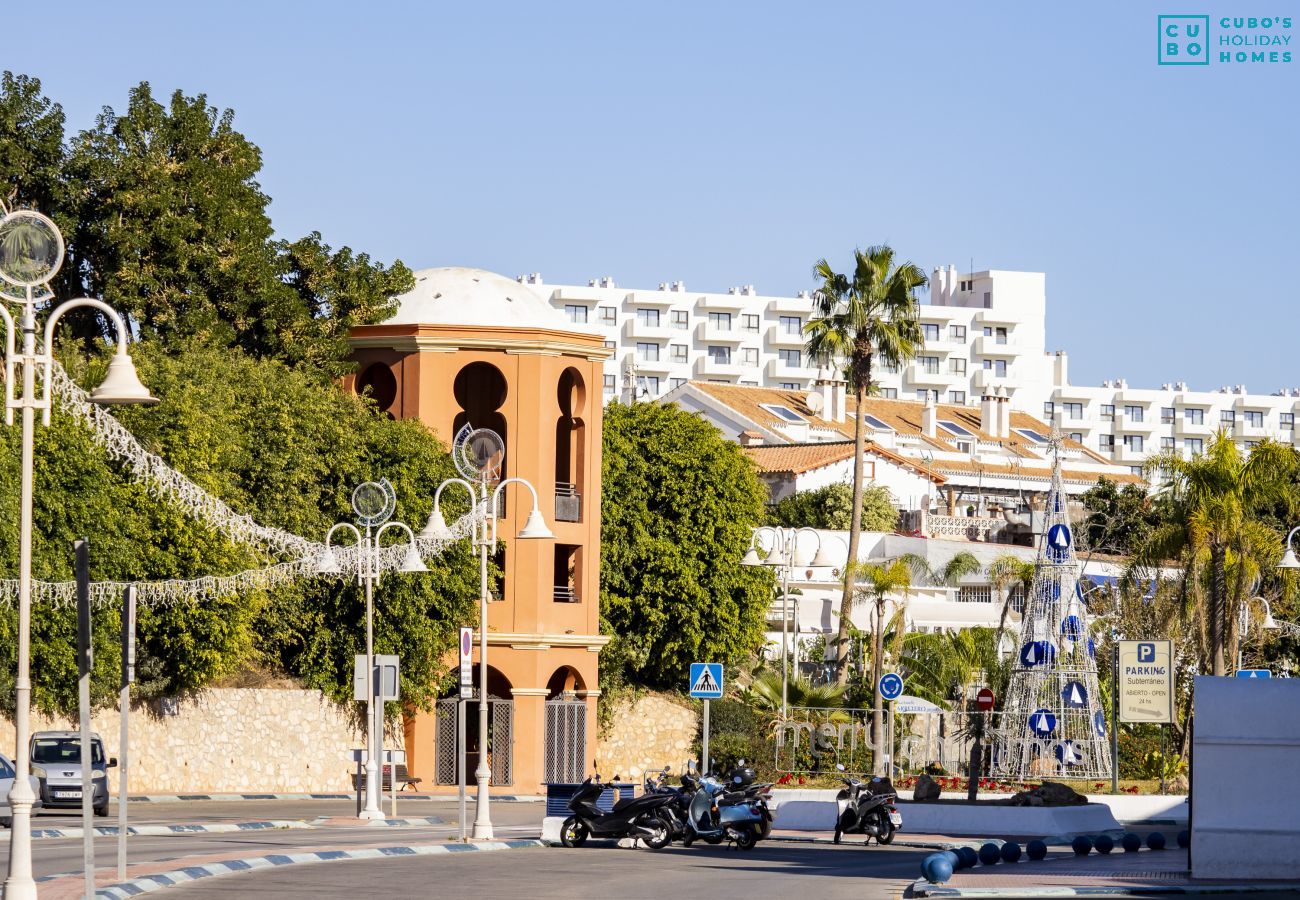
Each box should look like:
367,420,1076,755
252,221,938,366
734,827,758,851
757,816,772,840
873,812,895,845
638,813,672,850
559,816,588,848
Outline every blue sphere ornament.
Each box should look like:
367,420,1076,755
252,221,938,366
1072,835,1094,856
922,853,954,884
979,842,1002,865
1122,833,1142,852
1177,830,1190,848
942,850,961,871
1147,832,1166,850
957,846,979,868
1000,841,1022,863
1026,839,1048,860
1094,834,1115,854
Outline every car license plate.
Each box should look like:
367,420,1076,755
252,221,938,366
889,812,902,826
54,790,82,799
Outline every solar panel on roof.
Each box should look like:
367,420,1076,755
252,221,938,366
938,420,974,437
862,415,892,430
761,404,805,423
1016,428,1048,443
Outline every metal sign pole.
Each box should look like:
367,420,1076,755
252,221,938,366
118,585,136,881
1111,641,1120,794
888,701,895,778
457,698,467,841
75,539,95,899
701,699,710,774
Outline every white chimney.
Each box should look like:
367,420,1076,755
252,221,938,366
996,385,1011,438
980,392,996,435
833,379,847,423
921,393,937,438
818,365,834,417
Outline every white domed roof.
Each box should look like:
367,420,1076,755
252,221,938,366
385,267,576,331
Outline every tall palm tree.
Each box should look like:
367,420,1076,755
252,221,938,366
805,246,926,683
853,559,913,773
987,554,1036,655
899,551,984,588
1131,433,1298,675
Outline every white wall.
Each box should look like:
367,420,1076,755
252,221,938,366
1190,676,1300,880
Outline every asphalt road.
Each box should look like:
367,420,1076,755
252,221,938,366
169,840,932,900
0,799,542,881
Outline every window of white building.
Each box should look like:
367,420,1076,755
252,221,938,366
919,355,940,374
780,315,802,336
982,359,1007,376
565,304,588,323
995,327,1008,345
603,374,616,393
637,308,660,327
880,388,897,399
1185,437,1204,455
708,312,732,330
1069,432,1084,442
778,349,801,368
949,324,966,341
742,314,760,333
707,346,731,364
1185,408,1204,425
949,390,966,405
1063,402,1083,419
1044,401,1055,419
1101,404,1115,419
636,342,659,362
1161,407,1175,423
743,348,759,366
637,376,659,396
1282,413,1295,429
1161,436,1176,450
958,585,993,603
950,358,966,375
1100,434,1115,450
671,310,689,329
603,340,616,350
780,382,799,390
670,377,687,390
922,323,940,341
1244,410,1264,427
1124,434,1144,452
670,344,688,362
1124,405,1144,422
598,306,617,325
1221,409,1235,424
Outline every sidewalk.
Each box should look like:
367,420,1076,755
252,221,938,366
910,845,1300,897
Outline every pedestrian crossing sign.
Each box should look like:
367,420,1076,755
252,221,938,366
689,662,724,698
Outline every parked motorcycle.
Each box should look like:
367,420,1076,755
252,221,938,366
559,775,676,849
675,762,767,850
832,764,902,845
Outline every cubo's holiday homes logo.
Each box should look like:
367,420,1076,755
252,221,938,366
1159,14,1293,65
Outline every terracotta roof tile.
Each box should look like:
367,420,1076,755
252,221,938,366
742,441,947,483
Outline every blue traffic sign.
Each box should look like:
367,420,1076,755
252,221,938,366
689,662,724,698
1236,668,1272,679
878,672,905,702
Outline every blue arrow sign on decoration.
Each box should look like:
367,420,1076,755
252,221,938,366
1047,523,1072,561
1029,709,1057,738
1062,680,1088,708
1020,640,1058,668
1094,710,1107,737
1235,669,1272,679
878,672,905,702
1054,740,1082,765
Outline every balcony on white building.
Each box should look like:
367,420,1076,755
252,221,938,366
766,326,805,349
632,355,675,376
905,363,956,389
695,354,746,379
697,321,745,344
622,318,673,341
766,293,814,314
696,293,748,312
1114,411,1159,433
625,288,680,307
765,359,815,383
1174,415,1214,436
972,335,1017,357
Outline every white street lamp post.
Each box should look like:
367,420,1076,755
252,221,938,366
1,207,157,900
1237,595,1279,672
316,483,427,821
742,526,834,718
422,474,553,840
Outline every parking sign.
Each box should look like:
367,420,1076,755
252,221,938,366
1118,640,1173,723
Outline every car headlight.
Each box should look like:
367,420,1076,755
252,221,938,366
31,766,46,779
92,770,107,780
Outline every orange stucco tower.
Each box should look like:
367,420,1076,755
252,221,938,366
346,268,610,793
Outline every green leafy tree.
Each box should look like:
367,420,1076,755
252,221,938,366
1081,477,1165,556
805,246,926,682
768,481,898,532
600,401,773,690
1131,433,1298,675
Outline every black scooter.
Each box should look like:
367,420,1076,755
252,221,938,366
832,764,902,845
559,776,676,849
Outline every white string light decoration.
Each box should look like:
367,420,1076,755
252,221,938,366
0,362,484,608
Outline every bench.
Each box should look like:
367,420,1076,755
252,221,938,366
351,763,423,792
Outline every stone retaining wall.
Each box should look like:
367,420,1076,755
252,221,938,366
595,692,697,781
1,688,374,794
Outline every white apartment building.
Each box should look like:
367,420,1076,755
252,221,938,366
524,267,1300,466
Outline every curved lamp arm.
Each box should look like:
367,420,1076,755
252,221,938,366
378,520,428,575
742,525,779,566
0,304,14,425
376,520,417,544
491,476,552,543
318,522,363,579
41,297,151,424
421,477,479,541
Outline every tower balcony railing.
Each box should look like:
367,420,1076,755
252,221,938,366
553,586,579,603
554,482,581,523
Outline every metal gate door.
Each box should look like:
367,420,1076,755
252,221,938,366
544,698,587,784
434,696,514,786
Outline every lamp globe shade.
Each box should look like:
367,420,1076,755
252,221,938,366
418,507,452,541
1278,547,1300,569
517,508,554,540
314,546,341,575
90,352,158,405
398,543,428,574
741,547,763,567
808,546,836,568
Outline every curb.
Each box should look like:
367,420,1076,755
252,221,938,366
91,839,544,898
769,835,993,852
10,816,445,841
911,879,1300,897
124,793,543,803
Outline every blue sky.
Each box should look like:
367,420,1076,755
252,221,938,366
6,1,1297,391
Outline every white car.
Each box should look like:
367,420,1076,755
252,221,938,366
0,751,43,827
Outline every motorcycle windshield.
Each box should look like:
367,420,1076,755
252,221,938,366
689,791,712,825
